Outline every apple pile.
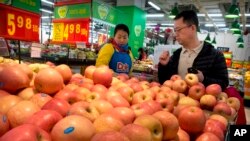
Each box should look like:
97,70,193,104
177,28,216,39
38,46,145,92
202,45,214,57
0,62,241,141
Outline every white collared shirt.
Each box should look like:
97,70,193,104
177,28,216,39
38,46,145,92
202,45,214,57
178,41,204,79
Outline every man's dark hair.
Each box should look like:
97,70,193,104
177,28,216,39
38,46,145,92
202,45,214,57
114,24,130,36
174,10,199,30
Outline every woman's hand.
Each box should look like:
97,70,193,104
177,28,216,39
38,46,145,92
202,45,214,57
159,51,170,65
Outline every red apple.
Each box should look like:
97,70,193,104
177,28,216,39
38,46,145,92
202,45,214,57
17,87,37,100
91,84,108,94
140,100,162,114
173,105,191,117
209,114,228,129
0,113,9,137
213,102,232,119
226,97,241,111
106,90,121,101
217,92,228,103
90,99,113,114
153,111,179,140
205,118,226,133
170,74,182,81
68,101,100,122
205,84,222,97
30,93,53,108
51,115,95,141
185,73,199,86
0,95,22,114
162,80,174,89
150,81,161,87
107,95,130,108
42,98,71,117
130,83,144,93
200,94,217,110
54,89,80,104
0,90,10,98
120,124,152,141
178,96,200,107
203,119,225,141
169,90,180,106
176,128,190,141
7,100,40,128
85,91,106,103
93,114,124,133
79,82,94,90
64,83,79,91
195,132,220,141
106,107,135,125
160,86,172,93
117,86,134,104
188,84,205,101
73,87,92,101
83,65,96,80
131,103,154,117
178,106,206,134
91,131,129,141
132,91,153,105
155,98,175,112
25,110,63,132
133,114,163,141
92,66,113,88
0,124,51,141
116,73,129,82
172,79,188,93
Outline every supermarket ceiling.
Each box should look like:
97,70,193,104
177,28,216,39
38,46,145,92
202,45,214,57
41,0,250,33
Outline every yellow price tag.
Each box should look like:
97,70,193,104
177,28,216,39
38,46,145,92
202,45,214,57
53,23,64,41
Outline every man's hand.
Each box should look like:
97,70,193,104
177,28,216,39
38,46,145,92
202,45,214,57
159,51,170,65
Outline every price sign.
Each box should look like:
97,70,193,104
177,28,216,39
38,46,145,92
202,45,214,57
52,19,89,44
0,4,40,42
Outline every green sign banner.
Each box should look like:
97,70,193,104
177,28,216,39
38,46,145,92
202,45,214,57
54,3,91,19
116,6,146,58
93,0,118,25
0,0,11,5
12,0,40,13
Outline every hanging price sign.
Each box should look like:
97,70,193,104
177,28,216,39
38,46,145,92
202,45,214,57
0,4,40,42
52,19,89,44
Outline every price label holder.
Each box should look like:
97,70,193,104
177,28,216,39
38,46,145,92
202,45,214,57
30,43,43,58
0,3,40,42
52,18,90,44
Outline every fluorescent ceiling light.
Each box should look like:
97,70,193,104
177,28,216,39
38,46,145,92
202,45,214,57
197,14,223,17
146,14,164,17
41,0,54,5
40,8,53,14
205,24,226,27
41,16,54,19
161,23,174,26
240,24,250,27
148,1,160,11
146,23,157,26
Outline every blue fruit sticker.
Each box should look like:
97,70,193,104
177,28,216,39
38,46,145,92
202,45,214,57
64,127,74,134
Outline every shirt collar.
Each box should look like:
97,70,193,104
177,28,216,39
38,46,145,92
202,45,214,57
181,41,204,54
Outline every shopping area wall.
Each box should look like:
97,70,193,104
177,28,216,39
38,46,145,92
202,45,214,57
198,33,250,61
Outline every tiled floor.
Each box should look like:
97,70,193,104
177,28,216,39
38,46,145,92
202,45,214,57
244,106,250,124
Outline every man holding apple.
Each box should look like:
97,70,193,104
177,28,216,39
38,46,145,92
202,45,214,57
158,10,229,90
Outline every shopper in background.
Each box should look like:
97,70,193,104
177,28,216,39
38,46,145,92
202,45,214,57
96,24,134,74
158,10,229,90
138,47,147,61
